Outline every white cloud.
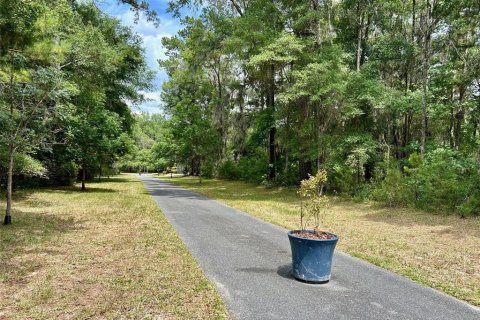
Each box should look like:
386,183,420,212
131,99,163,114
139,90,161,101
141,33,170,69
115,10,178,70
100,5,182,113
133,90,163,114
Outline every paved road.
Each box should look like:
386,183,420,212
141,175,480,320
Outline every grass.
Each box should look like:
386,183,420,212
158,174,480,307
0,174,229,320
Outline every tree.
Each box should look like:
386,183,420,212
278,44,348,171
248,32,304,179
63,2,150,191
154,0,480,213
1,0,151,223
0,0,79,225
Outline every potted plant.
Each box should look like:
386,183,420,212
287,169,339,283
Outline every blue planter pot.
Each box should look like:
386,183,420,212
288,230,339,283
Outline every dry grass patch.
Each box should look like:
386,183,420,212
0,174,228,320
160,175,480,306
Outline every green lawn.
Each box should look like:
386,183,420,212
0,174,228,319
158,174,480,306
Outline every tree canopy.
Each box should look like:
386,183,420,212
3,0,480,223
0,0,152,224
145,0,480,215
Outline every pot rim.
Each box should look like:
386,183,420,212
288,229,339,241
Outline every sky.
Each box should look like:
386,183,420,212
98,1,191,114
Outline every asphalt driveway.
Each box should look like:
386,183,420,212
141,175,479,320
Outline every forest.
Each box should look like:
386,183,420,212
2,0,480,225
0,0,155,224
125,0,480,216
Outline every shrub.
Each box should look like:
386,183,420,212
371,166,407,206
217,149,268,183
298,170,329,230
237,150,268,183
414,148,477,213
325,163,355,195
217,160,241,180
201,160,214,179
46,160,78,186
273,161,300,186
371,148,480,215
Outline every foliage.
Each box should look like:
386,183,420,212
372,149,480,215
153,0,480,215
237,149,269,183
298,170,329,230
216,150,268,183
0,0,151,222
4,0,480,220
217,160,241,180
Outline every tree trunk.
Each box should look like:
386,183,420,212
402,111,410,158
316,105,326,170
412,0,416,42
356,2,365,72
199,158,202,184
269,127,276,180
215,64,227,158
420,0,433,154
299,159,312,182
477,142,480,175
284,152,289,172
360,14,371,66
454,101,465,150
420,0,432,155
420,71,428,154
476,105,480,174
267,63,276,180
4,144,14,225
449,105,455,148
4,51,15,225
81,159,86,191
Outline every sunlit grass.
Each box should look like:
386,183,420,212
0,174,228,319
159,174,480,306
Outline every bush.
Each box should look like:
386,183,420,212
458,177,480,216
46,160,78,186
201,160,214,179
371,148,480,215
216,150,268,183
273,161,300,186
371,166,407,206
413,148,477,213
237,150,268,183
217,160,241,180
325,163,355,195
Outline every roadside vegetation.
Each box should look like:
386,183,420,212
0,174,228,319
124,0,480,218
2,0,479,314
0,0,158,225
161,175,480,307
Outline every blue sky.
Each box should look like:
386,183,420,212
99,1,190,113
